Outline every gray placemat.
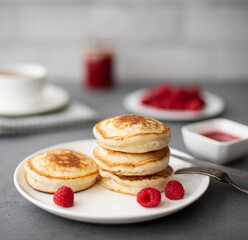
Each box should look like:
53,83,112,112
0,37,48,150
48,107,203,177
0,102,99,135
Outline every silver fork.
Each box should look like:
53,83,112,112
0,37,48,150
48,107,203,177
175,166,248,194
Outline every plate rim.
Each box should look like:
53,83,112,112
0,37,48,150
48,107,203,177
123,88,225,121
13,139,210,224
0,83,70,116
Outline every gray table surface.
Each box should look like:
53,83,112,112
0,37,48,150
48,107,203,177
1,82,247,240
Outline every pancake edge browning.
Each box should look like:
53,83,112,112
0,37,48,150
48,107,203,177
93,115,171,153
93,146,170,176
99,165,174,195
24,149,99,193
94,115,170,140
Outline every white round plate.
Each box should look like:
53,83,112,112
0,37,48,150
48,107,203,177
123,89,225,121
14,139,209,224
0,84,70,116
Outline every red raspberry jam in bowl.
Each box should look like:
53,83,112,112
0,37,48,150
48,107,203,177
182,118,248,164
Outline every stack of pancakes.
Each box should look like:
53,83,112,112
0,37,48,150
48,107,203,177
93,114,174,195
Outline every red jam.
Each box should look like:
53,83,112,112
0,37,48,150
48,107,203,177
201,130,240,142
84,48,114,89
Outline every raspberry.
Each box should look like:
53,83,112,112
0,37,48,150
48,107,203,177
141,83,205,111
53,186,74,207
185,99,203,111
165,180,184,200
137,188,161,208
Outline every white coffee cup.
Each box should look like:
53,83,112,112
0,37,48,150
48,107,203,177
0,63,47,107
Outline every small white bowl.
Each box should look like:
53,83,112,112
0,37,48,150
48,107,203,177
0,63,47,107
182,118,248,164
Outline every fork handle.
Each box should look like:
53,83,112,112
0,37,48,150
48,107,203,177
221,174,248,194
175,167,248,194
175,167,223,181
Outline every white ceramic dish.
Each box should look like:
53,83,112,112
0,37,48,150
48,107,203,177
14,139,209,224
0,63,47,106
182,118,248,164
123,89,225,121
0,84,70,116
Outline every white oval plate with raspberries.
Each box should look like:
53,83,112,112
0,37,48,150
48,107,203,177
14,139,210,224
123,89,225,121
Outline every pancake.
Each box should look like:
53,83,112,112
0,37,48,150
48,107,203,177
24,149,99,193
93,146,170,176
93,114,171,153
99,166,174,195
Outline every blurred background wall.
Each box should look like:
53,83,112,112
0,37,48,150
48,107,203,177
1,0,248,83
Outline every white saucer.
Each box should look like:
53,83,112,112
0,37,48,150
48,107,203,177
14,139,210,224
123,89,225,121
0,84,70,116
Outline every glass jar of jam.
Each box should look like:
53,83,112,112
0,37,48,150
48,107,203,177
84,40,114,89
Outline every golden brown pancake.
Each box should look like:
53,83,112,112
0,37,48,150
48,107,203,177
93,146,170,176
25,149,99,193
93,114,171,153
99,166,174,195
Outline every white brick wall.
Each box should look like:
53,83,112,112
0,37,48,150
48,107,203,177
117,46,213,81
47,44,82,80
0,5,18,42
184,4,248,45
18,4,179,44
19,5,91,42
215,48,248,79
0,0,248,83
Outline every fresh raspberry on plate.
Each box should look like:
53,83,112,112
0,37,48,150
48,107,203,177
137,188,161,208
140,82,205,111
165,180,184,200
185,98,204,111
53,186,74,207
